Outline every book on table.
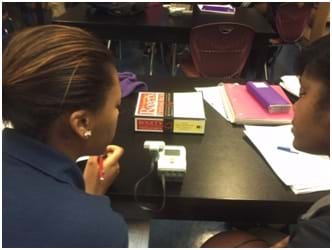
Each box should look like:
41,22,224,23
134,91,206,134
220,83,294,125
246,81,292,113
198,4,236,15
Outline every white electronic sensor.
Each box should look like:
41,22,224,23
157,145,186,181
144,140,187,181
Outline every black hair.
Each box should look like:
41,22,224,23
296,35,330,110
3,25,115,141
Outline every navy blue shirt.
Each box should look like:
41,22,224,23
2,128,128,247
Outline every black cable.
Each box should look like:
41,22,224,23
134,152,167,212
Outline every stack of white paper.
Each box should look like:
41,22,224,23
279,75,301,97
195,85,229,121
244,125,330,194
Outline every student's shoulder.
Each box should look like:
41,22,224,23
288,208,330,248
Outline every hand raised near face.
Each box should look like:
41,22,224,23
83,145,124,195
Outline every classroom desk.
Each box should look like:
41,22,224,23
53,3,276,77
107,76,328,224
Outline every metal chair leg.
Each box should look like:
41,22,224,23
171,43,177,76
160,42,165,65
294,42,302,52
264,62,268,81
149,42,156,76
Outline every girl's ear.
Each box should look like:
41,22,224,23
68,110,93,139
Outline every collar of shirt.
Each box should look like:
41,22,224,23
2,128,85,190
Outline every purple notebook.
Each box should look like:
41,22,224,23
202,5,235,14
246,81,292,113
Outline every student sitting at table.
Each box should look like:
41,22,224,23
201,35,330,248
3,25,128,247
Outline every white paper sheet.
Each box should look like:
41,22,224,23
280,75,301,97
173,92,206,119
195,86,230,121
244,125,330,194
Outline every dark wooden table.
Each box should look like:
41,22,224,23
53,3,276,78
53,3,275,41
106,76,328,224
53,3,191,43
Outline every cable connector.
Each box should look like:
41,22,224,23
144,140,165,152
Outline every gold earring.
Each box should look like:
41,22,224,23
84,130,92,138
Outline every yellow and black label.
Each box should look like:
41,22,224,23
173,119,205,134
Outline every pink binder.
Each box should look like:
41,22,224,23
223,84,294,125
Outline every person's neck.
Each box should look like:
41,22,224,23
47,135,83,162
46,123,84,162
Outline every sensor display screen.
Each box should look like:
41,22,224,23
165,149,180,156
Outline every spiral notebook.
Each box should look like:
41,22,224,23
221,83,294,125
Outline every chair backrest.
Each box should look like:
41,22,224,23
190,22,255,78
275,3,312,43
